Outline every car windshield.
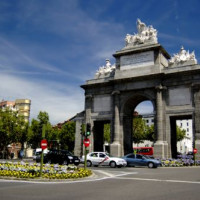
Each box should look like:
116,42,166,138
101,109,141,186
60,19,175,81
142,155,151,159
61,150,73,156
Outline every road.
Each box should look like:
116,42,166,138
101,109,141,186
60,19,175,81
0,166,200,200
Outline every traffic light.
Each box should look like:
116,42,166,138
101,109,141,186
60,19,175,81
80,124,85,135
86,123,91,137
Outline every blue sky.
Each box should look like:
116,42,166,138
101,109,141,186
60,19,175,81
0,0,200,124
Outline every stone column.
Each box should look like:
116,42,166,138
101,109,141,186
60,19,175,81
154,84,168,158
74,119,83,157
74,111,85,156
156,84,164,141
193,84,200,160
85,94,93,152
113,91,120,143
110,90,121,157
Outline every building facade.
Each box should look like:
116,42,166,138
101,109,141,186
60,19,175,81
0,99,31,122
176,119,193,154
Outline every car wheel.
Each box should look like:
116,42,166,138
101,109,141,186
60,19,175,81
87,160,92,167
63,160,68,165
74,163,79,166
110,161,116,168
47,160,52,164
148,162,154,168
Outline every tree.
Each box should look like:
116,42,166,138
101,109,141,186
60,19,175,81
104,123,110,143
27,111,51,149
0,108,27,157
176,125,186,142
59,121,75,152
133,117,149,144
145,124,155,142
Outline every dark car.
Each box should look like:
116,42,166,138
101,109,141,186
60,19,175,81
36,149,80,166
122,153,161,168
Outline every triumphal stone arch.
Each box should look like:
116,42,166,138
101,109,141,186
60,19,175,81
74,19,200,159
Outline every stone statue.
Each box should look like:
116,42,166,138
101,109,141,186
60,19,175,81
169,46,197,65
125,19,158,47
95,59,116,78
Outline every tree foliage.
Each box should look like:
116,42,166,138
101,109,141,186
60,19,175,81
0,108,28,151
27,111,51,149
132,117,150,143
176,125,186,142
104,123,110,143
59,121,75,152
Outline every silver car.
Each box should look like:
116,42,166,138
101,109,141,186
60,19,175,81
81,152,127,168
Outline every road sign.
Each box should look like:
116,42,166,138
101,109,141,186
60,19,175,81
41,139,48,150
83,138,90,147
194,148,198,154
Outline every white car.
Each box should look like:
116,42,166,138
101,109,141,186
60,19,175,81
33,148,49,160
81,152,127,168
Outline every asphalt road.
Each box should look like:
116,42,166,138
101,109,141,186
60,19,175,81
1,166,200,200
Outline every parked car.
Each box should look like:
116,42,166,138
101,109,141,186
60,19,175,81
122,153,161,168
36,149,80,166
33,148,49,160
81,152,127,168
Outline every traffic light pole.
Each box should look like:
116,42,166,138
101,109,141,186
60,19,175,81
40,125,46,177
83,123,91,169
84,146,87,169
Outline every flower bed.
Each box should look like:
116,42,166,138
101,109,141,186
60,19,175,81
160,158,200,167
0,161,92,179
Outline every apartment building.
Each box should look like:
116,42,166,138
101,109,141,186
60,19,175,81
0,99,31,122
0,100,15,110
176,119,193,154
15,99,31,122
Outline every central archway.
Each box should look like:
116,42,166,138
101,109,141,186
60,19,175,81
121,93,155,155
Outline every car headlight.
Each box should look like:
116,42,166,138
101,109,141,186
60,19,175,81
68,156,73,159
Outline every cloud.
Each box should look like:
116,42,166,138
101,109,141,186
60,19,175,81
0,72,84,124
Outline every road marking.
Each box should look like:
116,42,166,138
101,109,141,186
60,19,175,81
115,177,200,184
93,170,138,177
0,171,199,185
95,170,114,177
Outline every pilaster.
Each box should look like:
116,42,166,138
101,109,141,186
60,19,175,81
110,90,121,157
154,84,168,158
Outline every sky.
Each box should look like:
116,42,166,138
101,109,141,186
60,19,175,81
0,0,200,124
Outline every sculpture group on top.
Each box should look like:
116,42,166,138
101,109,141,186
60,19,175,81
125,19,158,47
95,59,116,78
169,46,197,66
94,19,198,79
